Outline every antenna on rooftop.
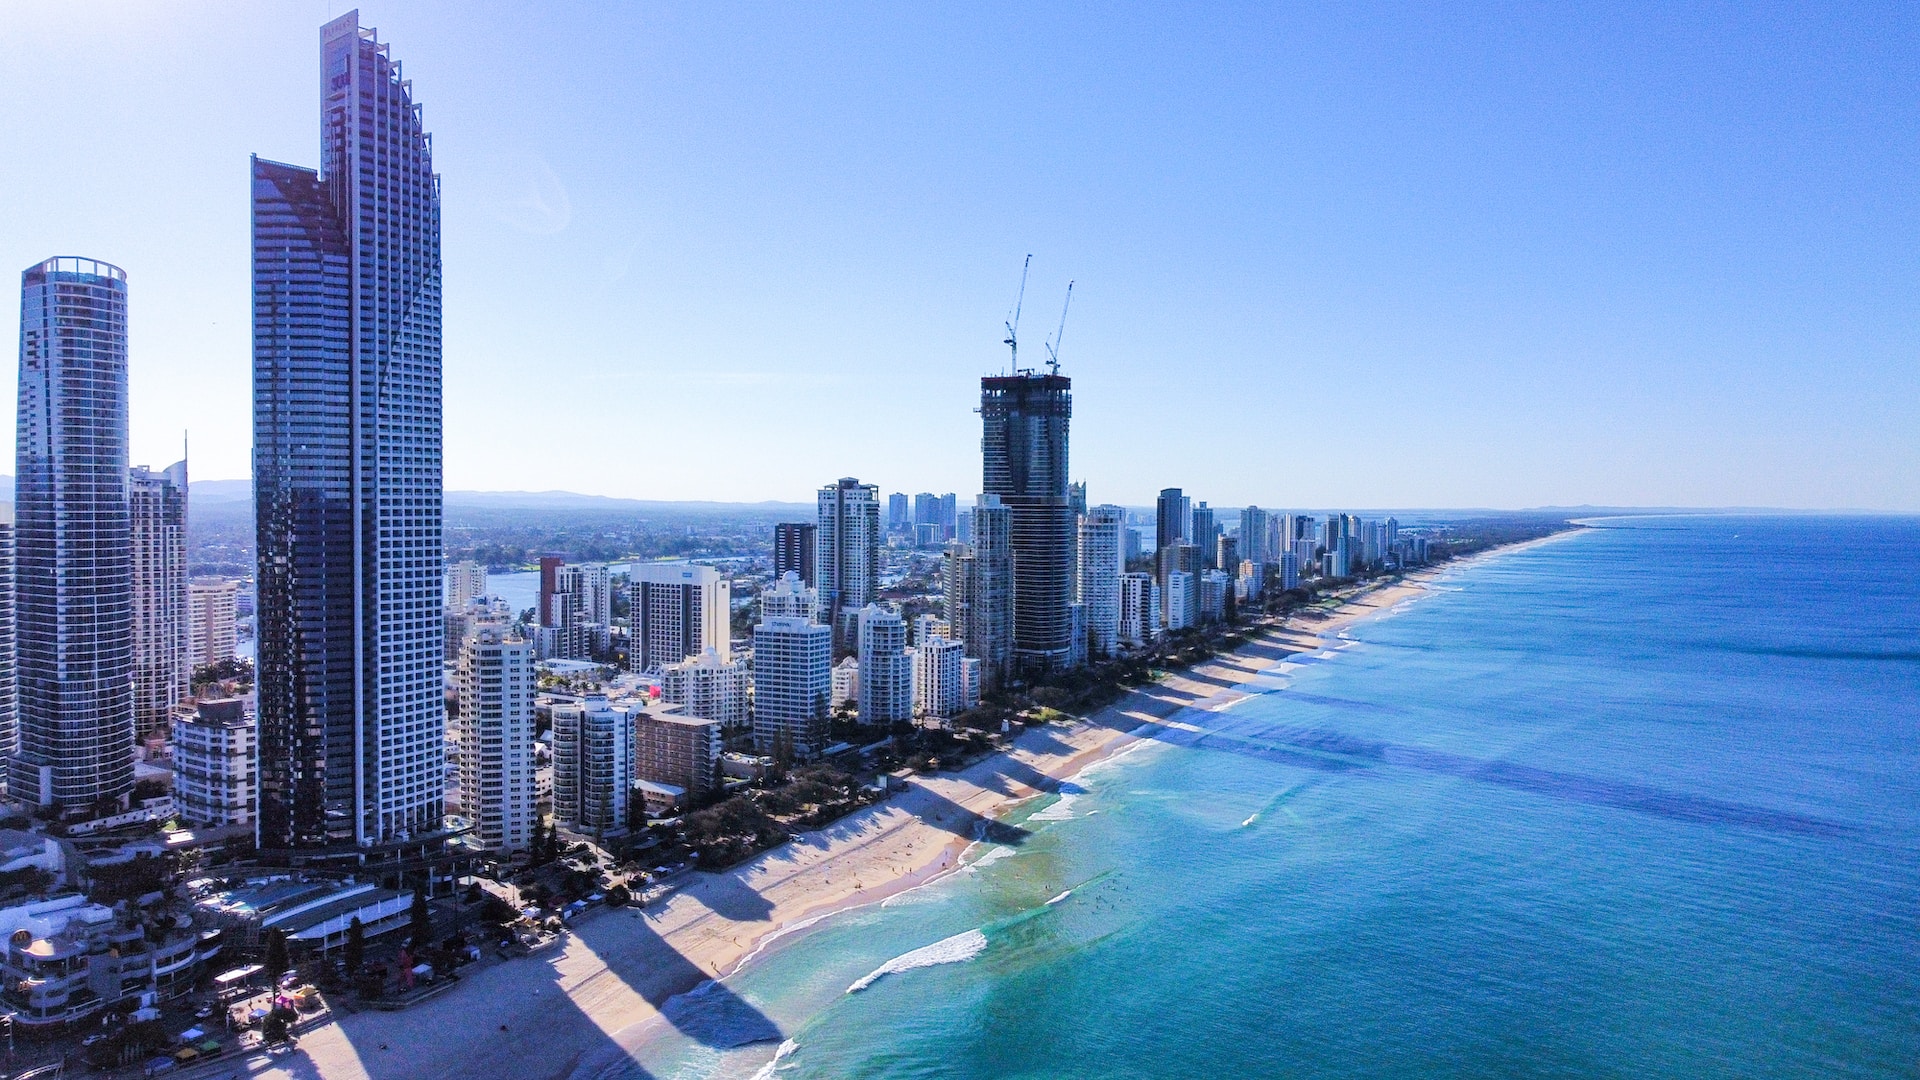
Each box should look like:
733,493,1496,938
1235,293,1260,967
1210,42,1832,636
1003,254,1031,373
1043,280,1074,375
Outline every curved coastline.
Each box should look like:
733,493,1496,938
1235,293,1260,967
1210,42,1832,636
265,534,1578,1080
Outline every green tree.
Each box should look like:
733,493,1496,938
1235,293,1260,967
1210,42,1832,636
262,927,289,982
410,883,433,949
343,916,365,975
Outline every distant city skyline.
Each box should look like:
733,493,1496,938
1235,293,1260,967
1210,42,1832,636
3,4,1915,510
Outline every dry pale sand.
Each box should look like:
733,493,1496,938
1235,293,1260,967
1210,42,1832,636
259,572,1448,1080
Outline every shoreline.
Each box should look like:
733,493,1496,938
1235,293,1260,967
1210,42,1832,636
266,535,1576,1079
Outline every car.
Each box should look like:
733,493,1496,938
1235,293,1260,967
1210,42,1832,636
81,1032,109,1047
195,1005,216,1019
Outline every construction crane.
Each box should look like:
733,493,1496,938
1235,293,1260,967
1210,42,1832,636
1004,254,1031,372
1044,280,1074,375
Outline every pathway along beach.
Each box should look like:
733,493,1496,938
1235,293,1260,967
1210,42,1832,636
263,563,1484,1080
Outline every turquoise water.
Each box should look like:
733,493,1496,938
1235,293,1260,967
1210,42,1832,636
622,517,1920,1079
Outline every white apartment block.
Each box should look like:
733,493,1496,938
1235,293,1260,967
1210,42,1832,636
857,605,912,726
551,695,634,837
129,464,188,736
912,636,966,723
660,647,749,730
1077,505,1124,660
445,560,487,612
457,622,535,855
760,570,819,622
187,580,239,671
911,614,950,646
831,656,859,709
1164,572,1194,632
170,698,255,827
1121,573,1160,646
632,562,730,672
752,616,833,759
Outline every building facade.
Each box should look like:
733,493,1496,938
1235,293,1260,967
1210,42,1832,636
0,516,15,782
1077,504,1124,660
856,605,913,726
660,647,749,730
130,462,189,736
912,636,966,723
980,373,1075,673
446,560,487,611
773,522,816,587
171,698,256,828
457,622,535,855
1120,572,1160,647
634,709,722,802
816,478,880,645
187,580,239,671
14,257,134,811
631,562,730,672
760,570,819,622
551,695,633,837
252,13,443,847
751,616,832,759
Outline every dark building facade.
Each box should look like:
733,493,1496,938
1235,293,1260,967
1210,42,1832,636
773,522,816,587
253,12,443,848
980,373,1074,674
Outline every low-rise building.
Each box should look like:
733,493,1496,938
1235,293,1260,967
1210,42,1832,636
633,707,722,802
1,895,217,1030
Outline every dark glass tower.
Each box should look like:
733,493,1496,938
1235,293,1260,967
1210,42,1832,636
980,373,1074,674
253,10,443,848
14,257,134,810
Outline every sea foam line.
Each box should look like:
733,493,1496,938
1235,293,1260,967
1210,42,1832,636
846,928,990,993
747,1038,800,1080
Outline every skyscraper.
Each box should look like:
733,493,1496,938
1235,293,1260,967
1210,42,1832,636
773,522,816,587
456,621,534,855
631,563,730,672
187,580,239,670
1156,488,1186,551
14,257,133,811
887,492,909,534
856,605,913,726
817,478,880,644
129,461,189,737
980,373,1074,673
752,616,832,759
1240,506,1271,567
943,495,1012,693
0,513,16,785
252,12,443,847
1192,502,1218,569
1077,505,1124,660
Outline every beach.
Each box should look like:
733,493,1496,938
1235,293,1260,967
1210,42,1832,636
263,572,1442,1080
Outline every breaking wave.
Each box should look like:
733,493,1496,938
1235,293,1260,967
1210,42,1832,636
846,928,990,993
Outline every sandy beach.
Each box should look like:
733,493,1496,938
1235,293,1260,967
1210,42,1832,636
259,570,1452,1080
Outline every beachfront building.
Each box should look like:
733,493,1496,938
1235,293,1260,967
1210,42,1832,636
660,647,749,731
980,373,1076,674
817,478,881,646
1165,572,1194,632
551,695,635,838
634,708,723,803
252,12,444,848
1157,542,1201,629
752,616,832,760
1200,570,1231,624
1280,550,1301,591
457,622,536,855
831,656,859,710
912,636,967,724
1,895,217,1031
760,570,820,622
0,515,16,780
1120,574,1160,648
960,657,983,710
1078,504,1124,660
1240,506,1272,566
632,562,730,672
857,605,913,727
130,462,189,737
14,256,134,813
943,496,1012,693
171,698,256,828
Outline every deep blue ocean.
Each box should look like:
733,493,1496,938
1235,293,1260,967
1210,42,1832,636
626,516,1920,1079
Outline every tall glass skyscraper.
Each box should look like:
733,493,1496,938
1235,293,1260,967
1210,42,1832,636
14,257,134,810
980,372,1075,674
253,10,443,848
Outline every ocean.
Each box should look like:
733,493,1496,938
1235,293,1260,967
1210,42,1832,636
624,516,1920,1079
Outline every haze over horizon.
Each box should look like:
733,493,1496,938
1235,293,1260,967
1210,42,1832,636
4,2,1914,510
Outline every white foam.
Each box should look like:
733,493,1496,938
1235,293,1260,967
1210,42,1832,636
746,1038,799,1080
846,928,989,993
1028,782,1086,822
1045,889,1072,906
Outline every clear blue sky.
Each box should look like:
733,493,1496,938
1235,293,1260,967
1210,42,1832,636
3,2,1915,508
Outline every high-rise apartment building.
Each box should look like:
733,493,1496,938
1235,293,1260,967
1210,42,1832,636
1217,535,1239,581
817,478,880,643
171,699,256,828
446,560,487,612
551,695,633,837
937,493,958,541
752,616,832,759
129,462,189,736
660,647,749,731
1156,488,1186,551
634,709,722,803
773,522,816,587
1077,505,1124,660
1240,506,1271,567
252,13,443,848
856,605,913,727
1192,503,1218,569
912,636,966,723
456,622,534,855
760,570,819,622
980,373,1075,673
942,495,1011,693
1157,542,1201,629
14,256,134,811
0,515,16,782
631,562,730,672
886,493,909,533
1120,573,1160,647
187,580,239,671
